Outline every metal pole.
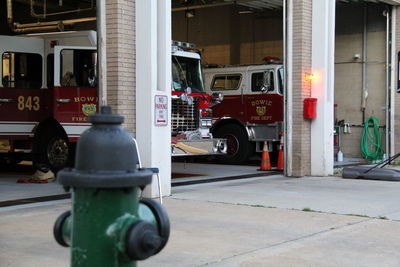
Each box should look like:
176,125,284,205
390,7,396,157
361,4,368,114
384,9,390,158
97,0,107,106
283,0,293,176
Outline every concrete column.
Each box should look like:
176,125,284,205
105,0,136,132
285,0,312,177
136,0,172,197
310,0,335,176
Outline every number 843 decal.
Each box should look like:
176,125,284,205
17,96,40,111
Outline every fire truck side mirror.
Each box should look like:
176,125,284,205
211,92,224,106
180,86,194,105
184,86,192,95
261,70,273,93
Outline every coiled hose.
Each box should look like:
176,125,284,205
361,117,384,161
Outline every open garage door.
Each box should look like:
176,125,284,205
171,0,285,178
335,1,397,165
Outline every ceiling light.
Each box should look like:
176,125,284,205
238,10,253,14
185,9,195,18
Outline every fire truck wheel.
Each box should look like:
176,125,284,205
214,124,254,164
34,129,72,172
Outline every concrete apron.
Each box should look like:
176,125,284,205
2,175,400,266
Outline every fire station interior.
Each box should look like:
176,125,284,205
171,0,392,171
0,0,396,196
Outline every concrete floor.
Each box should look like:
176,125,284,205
173,175,400,219
0,162,274,202
1,175,400,266
0,157,363,203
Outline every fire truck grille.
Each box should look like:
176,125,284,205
171,98,199,134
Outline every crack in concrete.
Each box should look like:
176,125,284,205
171,197,400,221
199,217,373,266
169,198,400,266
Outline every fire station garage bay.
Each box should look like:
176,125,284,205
0,0,400,199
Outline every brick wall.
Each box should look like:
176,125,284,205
106,0,136,134
291,0,312,176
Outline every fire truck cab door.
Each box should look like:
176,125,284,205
53,46,97,129
244,69,283,124
209,73,246,122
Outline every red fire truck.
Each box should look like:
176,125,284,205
171,41,226,157
204,62,284,164
0,32,225,170
0,31,97,171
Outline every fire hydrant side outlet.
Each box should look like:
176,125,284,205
54,210,72,247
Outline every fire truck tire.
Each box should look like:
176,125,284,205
214,124,254,164
34,128,72,172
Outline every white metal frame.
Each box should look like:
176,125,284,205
310,0,335,176
136,0,172,198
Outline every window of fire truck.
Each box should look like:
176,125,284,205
60,49,97,88
278,67,284,95
211,74,241,91
172,56,205,93
2,52,42,89
251,71,274,92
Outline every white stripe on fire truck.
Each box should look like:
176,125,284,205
0,133,33,136
0,121,39,124
62,125,91,135
0,122,38,134
61,123,91,126
0,122,91,136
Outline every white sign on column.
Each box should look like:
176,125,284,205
155,95,168,126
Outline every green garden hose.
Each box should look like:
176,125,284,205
361,117,384,161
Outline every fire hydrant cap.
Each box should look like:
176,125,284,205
58,106,152,188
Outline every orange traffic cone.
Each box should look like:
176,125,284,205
258,141,271,171
277,132,284,170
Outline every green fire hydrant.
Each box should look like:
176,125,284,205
53,106,170,267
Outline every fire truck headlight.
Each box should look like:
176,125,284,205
200,119,212,128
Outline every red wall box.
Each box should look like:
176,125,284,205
304,98,317,119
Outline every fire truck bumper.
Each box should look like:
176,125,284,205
172,138,227,157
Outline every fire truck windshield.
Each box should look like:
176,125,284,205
172,55,205,93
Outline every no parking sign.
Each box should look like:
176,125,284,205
155,95,168,126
